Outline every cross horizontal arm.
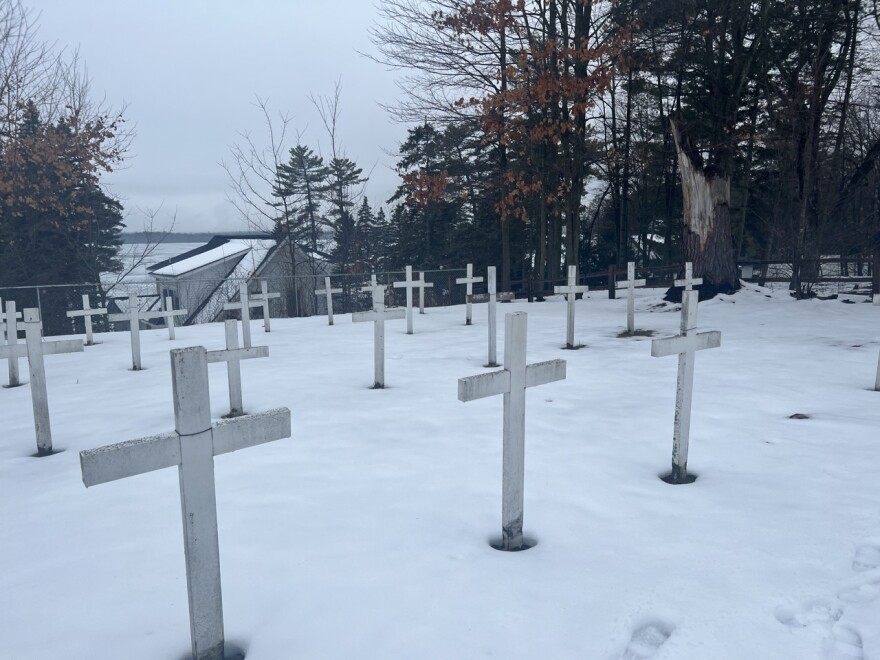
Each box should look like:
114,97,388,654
211,408,291,456
206,346,269,363
316,287,342,295
456,276,484,284
67,308,107,318
553,285,589,295
651,330,721,358
458,369,511,402
80,431,181,487
352,310,377,323
525,359,567,388
674,277,703,287
106,313,130,323
0,343,28,360
42,339,84,356
384,308,406,320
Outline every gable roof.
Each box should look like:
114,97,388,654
148,234,276,278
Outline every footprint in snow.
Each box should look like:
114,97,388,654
838,576,880,604
774,600,842,627
852,544,880,572
619,622,672,659
825,624,864,660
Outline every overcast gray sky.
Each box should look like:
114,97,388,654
27,0,405,233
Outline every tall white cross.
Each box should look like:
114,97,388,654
80,346,291,660
417,271,433,314
392,265,420,334
4,300,24,386
0,296,21,343
108,293,189,370
458,312,566,551
315,276,342,325
353,281,405,388
474,266,515,367
674,262,702,294
650,290,720,484
66,293,107,346
554,265,589,350
456,263,484,325
616,261,646,334
207,320,269,417
250,279,281,332
0,308,83,455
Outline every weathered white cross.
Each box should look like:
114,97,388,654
467,266,515,367
456,263,484,325
315,276,343,325
222,283,263,349
0,308,83,455
66,294,107,346
108,293,189,370
207,320,269,417
554,265,589,349
79,346,291,660
458,312,566,551
674,262,702,295
161,296,188,340
353,281,405,388
392,265,422,334
0,296,21,342
417,271,433,314
3,300,24,386
616,261,646,334
250,279,281,332
650,290,720,484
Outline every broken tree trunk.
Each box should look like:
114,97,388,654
668,117,740,301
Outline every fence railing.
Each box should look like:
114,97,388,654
2,258,874,337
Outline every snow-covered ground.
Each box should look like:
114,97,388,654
0,283,878,659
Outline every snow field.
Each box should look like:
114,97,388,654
0,283,878,659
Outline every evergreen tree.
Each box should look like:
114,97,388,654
324,156,367,274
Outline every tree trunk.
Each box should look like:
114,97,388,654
669,117,739,300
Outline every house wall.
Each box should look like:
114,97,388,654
256,241,329,318
155,254,245,323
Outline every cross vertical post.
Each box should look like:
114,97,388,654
251,279,280,332
6,300,22,386
651,291,721,484
165,296,177,340
417,271,433,314
315,276,342,325
488,267,498,366
392,265,417,334
616,261,646,334
456,263,484,325
125,293,142,370
458,312,566,550
223,283,254,348
553,265,589,349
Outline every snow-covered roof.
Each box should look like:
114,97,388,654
151,239,274,277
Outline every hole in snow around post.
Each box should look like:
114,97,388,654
659,471,698,485
789,413,810,419
488,536,538,552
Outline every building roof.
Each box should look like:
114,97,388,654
148,235,275,278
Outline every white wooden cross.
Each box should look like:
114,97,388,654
3,300,24,386
160,296,189,340
675,262,702,294
554,265,589,349
250,279,281,332
223,282,266,349
108,293,189,370
66,294,107,346
456,263,484,325
0,296,21,342
0,308,83,455
392,265,421,334
353,281,405,388
650,290,720,484
79,346,291,660
207,320,269,417
616,261,646,334
315,276,342,325
458,312,566,551
417,271,433,314
468,266,515,367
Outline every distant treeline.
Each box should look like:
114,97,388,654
122,232,216,244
